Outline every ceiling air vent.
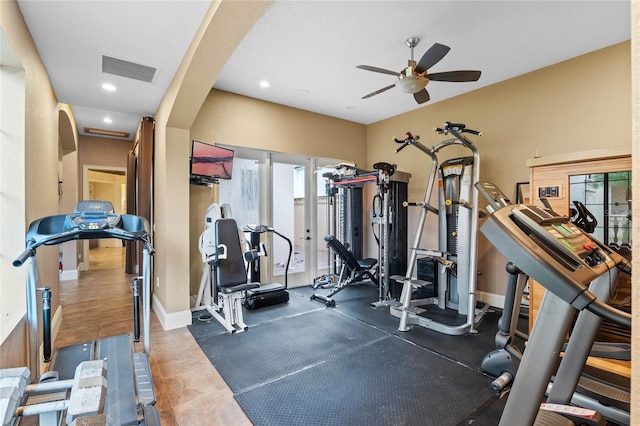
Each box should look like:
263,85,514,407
84,127,130,139
102,55,156,83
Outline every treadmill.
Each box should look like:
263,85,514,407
475,182,631,426
11,200,159,425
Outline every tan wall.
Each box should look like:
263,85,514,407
75,135,131,262
630,0,639,415
58,105,80,274
60,149,80,272
152,1,272,320
0,0,63,369
193,89,368,162
187,89,367,296
366,41,631,297
78,135,131,170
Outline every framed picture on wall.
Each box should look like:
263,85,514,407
516,182,530,204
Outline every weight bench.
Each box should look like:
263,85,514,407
311,234,378,306
197,218,259,333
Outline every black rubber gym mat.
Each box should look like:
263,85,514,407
188,291,318,340
196,307,387,393
190,285,505,424
327,284,502,369
234,333,495,425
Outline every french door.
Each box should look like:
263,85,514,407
218,148,337,287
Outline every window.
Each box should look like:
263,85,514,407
218,157,259,228
0,28,27,344
569,171,632,247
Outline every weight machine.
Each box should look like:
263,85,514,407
391,122,489,335
311,162,409,307
193,203,261,333
194,202,293,330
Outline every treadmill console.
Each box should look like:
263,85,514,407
65,200,121,231
476,181,622,311
475,181,510,213
510,205,604,267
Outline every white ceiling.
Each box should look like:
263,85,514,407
17,1,631,140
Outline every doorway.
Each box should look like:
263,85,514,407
218,148,339,287
270,154,312,286
82,165,127,270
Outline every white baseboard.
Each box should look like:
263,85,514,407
477,291,505,310
152,294,192,330
59,268,79,281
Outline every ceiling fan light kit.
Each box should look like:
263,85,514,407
396,75,428,94
357,37,481,104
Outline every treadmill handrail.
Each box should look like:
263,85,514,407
13,213,153,266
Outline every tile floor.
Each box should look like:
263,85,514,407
54,247,251,425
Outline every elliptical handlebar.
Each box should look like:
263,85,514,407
394,123,481,156
393,132,420,153
434,121,482,136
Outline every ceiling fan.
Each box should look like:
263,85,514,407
357,37,481,104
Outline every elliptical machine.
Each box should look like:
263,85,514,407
241,224,292,310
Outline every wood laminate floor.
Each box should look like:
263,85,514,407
55,246,251,425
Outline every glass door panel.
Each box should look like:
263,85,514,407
219,149,344,288
218,152,265,284
218,157,260,227
271,158,311,287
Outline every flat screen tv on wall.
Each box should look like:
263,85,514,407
189,141,234,187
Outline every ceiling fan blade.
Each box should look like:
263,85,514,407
415,43,450,74
426,70,481,82
413,88,430,104
356,65,401,76
362,84,396,99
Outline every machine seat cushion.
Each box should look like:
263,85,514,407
222,283,260,294
215,218,252,290
358,258,377,269
324,234,377,273
248,283,285,294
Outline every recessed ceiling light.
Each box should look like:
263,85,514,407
102,83,116,92
259,80,270,88
103,117,113,124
